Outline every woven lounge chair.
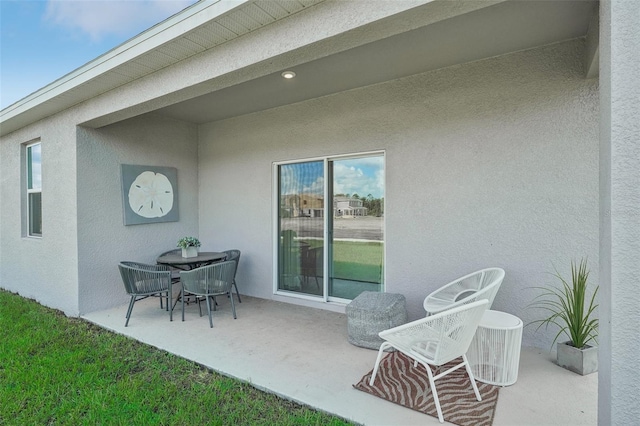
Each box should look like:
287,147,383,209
423,267,504,315
369,300,489,423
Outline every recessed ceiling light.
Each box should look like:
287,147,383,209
281,71,296,79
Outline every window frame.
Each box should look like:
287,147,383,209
25,141,42,238
272,150,385,304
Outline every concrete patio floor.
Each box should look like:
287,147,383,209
83,295,597,425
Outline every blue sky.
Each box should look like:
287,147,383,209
281,156,384,199
1,0,198,110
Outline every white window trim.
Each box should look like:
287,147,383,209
25,141,42,238
272,150,385,304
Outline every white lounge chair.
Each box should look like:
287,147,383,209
423,267,504,315
369,300,489,423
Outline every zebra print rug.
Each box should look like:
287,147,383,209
354,352,499,426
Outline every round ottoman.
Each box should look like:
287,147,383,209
346,291,407,350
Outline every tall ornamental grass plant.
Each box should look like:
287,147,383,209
528,258,599,349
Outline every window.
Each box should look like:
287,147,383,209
26,142,42,237
274,152,384,302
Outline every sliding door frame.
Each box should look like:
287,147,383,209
272,150,385,304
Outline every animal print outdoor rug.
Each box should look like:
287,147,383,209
353,352,500,426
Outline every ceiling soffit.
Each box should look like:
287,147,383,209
154,0,599,125
0,0,326,136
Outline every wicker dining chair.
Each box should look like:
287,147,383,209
157,249,182,283
180,260,237,328
222,249,242,303
118,261,173,326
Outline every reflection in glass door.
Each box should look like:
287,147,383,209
276,153,384,301
328,156,384,301
278,161,325,296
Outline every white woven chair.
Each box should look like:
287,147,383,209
369,300,489,424
423,267,505,316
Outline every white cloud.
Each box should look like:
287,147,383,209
303,176,324,195
44,0,197,42
333,161,384,199
280,159,384,198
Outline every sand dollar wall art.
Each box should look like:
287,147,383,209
121,164,179,225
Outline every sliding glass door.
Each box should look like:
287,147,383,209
276,153,384,302
277,161,325,296
327,156,384,301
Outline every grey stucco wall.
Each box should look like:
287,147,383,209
76,114,199,314
0,0,508,317
0,112,79,314
599,0,640,424
198,39,599,349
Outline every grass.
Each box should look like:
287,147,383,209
304,240,383,283
0,289,352,425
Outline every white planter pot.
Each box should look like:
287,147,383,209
181,247,198,258
557,341,598,375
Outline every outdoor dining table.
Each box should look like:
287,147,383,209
156,251,227,271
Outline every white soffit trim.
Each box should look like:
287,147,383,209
1,0,321,130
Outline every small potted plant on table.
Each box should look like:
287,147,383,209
528,258,599,375
177,236,201,258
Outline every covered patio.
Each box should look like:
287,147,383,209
83,295,597,425
2,0,637,422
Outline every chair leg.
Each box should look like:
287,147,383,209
462,354,482,402
229,290,237,319
181,287,186,322
205,295,214,328
125,296,136,327
369,342,393,385
424,363,444,423
233,280,242,303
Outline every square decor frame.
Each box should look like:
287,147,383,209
121,164,179,225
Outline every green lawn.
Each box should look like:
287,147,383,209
304,240,383,283
0,290,351,425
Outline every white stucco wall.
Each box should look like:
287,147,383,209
198,39,599,349
0,112,79,314
599,0,640,424
76,114,199,314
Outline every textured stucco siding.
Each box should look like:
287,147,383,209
198,39,599,349
76,115,199,314
0,0,496,316
599,0,640,424
0,111,79,314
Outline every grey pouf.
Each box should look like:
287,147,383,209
346,291,408,350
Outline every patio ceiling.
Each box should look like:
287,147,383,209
0,0,598,136
153,0,598,125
